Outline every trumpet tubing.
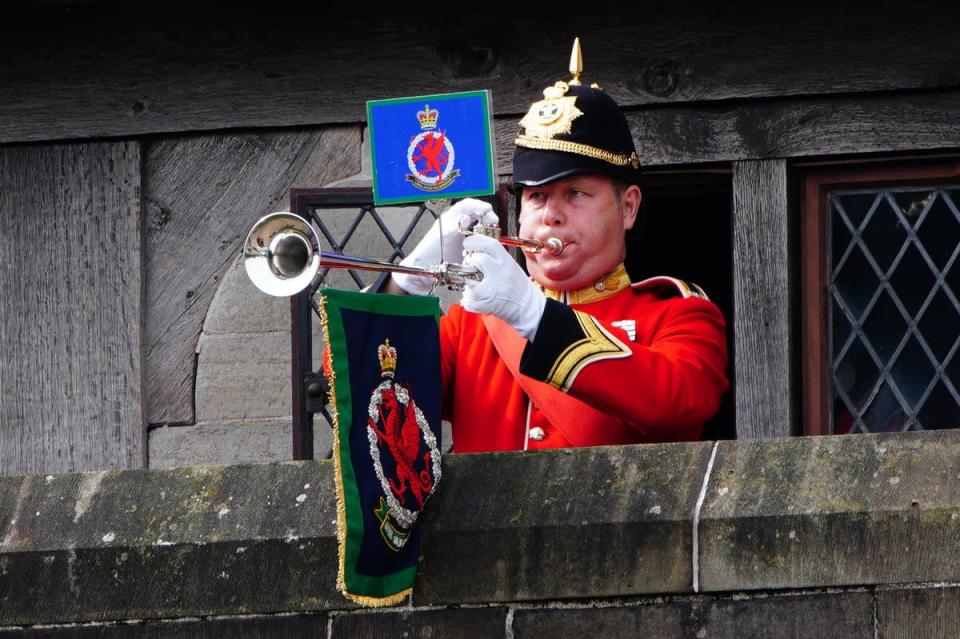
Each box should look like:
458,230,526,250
463,223,564,255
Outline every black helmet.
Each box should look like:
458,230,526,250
512,42,640,188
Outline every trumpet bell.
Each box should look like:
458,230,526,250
243,212,321,297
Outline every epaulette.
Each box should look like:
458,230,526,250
631,276,710,301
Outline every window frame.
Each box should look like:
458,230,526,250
800,158,960,436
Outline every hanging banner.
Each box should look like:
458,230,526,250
367,90,496,205
318,287,443,606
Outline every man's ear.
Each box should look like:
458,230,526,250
621,185,642,231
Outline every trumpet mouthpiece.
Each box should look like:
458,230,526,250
545,238,564,255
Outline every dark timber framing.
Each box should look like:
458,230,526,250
732,160,793,438
5,5,960,145
0,142,144,474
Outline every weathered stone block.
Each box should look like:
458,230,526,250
331,607,507,638
0,615,327,638
194,333,323,421
0,462,343,624
202,257,292,335
699,430,960,591
415,443,714,604
148,420,334,469
512,592,874,639
878,586,960,638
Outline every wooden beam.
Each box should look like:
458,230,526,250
3,4,960,144
143,127,360,426
628,90,960,166
0,141,144,474
732,159,795,438
494,89,960,172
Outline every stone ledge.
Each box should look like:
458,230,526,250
0,444,709,624
2,430,960,625
0,464,341,624
415,443,713,605
330,607,507,638
0,616,328,638
699,430,960,592
877,585,960,637
511,591,874,639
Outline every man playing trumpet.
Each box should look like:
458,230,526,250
385,53,728,452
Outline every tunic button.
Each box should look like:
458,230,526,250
529,427,546,441
594,280,606,291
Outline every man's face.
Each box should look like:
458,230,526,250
518,174,641,291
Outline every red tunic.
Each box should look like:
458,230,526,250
439,266,729,453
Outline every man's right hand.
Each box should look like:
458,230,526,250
392,198,498,295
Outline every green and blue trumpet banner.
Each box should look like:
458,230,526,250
318,287,443,605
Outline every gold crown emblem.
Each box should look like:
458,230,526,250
378,338,397,377
417,104,439,130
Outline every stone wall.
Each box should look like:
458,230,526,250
2,431,958,637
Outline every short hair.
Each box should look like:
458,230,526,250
610,177,630,205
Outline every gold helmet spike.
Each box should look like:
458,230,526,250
569,37,583,86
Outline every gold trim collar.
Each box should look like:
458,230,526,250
539,264,631,305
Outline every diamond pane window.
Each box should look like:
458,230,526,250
827,185,960,433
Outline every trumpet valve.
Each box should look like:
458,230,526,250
469,222,502,239
426,262,483,291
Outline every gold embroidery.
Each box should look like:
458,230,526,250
546,310,630,391
515,135,639,169
540,264,631,305
632,275,711,301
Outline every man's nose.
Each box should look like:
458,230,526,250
540,201,565,226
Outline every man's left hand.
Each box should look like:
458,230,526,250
460,235,546,341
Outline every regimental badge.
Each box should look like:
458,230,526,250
405,104,461,192
365,339,442,551
518,82,583,140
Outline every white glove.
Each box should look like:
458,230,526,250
461,234,547,342
392,198,498,295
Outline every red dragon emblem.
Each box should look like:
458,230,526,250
367,383,434,509
405,104,460,192
411,131,449,181
366,339,441,550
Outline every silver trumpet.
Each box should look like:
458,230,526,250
243,212,564,297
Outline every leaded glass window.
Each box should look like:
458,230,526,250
830,186,960,433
